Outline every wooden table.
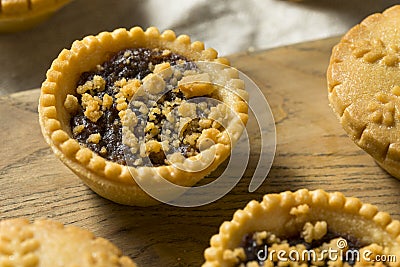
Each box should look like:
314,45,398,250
1,37,400,266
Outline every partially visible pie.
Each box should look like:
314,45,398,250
203,189,400,266
0,0,71,32
0,218,137,266
327,5,400,179
38,26,249,206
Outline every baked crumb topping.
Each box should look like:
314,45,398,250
225,219,392,267
178,73,215,98
302,221,327,243
81,93,103,122
64,94,79,114
87,133,101,144
121,62,228,167
65,47,232,167
72,124,85,135
76,75,106,94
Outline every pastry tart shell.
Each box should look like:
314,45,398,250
203,189,400,266
38,26,249,206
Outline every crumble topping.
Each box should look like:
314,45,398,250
290,204,310,217
301,221,327,243
153,62,173,78
178,73,215,98
120,62,228,167
225,218,392,267
65,47,232,167
64,94,79,114
87,133,101,144
102,93,113,110
66,48,189,165
76,75,106,94
73,125,85,135
81,93,103,122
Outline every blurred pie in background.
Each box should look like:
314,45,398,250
0,0,71,32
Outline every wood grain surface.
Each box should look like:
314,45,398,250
1,37,400,266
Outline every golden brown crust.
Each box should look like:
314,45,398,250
203,189,400,267
0,218,137,267
327,5,400,179
0,0,71,32
38,26,249,206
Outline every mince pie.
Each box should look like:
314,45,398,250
0,218,137,266
203,189,400,266
0,0,71,32
327,5,400,179
38,27,249,206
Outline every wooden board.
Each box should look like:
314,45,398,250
1,37,400,266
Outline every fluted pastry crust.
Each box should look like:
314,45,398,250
203,189,400,267
0,218,137,266
38,26,249,206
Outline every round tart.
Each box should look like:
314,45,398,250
327,5,400,179
0,218,136,266
0,0,71,32
203,189,400,266
38,26,249,206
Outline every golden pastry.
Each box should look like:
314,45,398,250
0,0,71,32
327,5,400,179
203,189,400,266
0,218,137,266
38,26,249,206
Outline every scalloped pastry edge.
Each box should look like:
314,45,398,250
38,26,249,206
202,189,400,267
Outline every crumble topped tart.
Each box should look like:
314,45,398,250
67,47,188,165
327,5,400,179
38,26,249,206
203,189,400,267
0,218,137,267
0,0,71,32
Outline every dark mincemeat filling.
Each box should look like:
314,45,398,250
70,48,188,165
240,231,364,266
